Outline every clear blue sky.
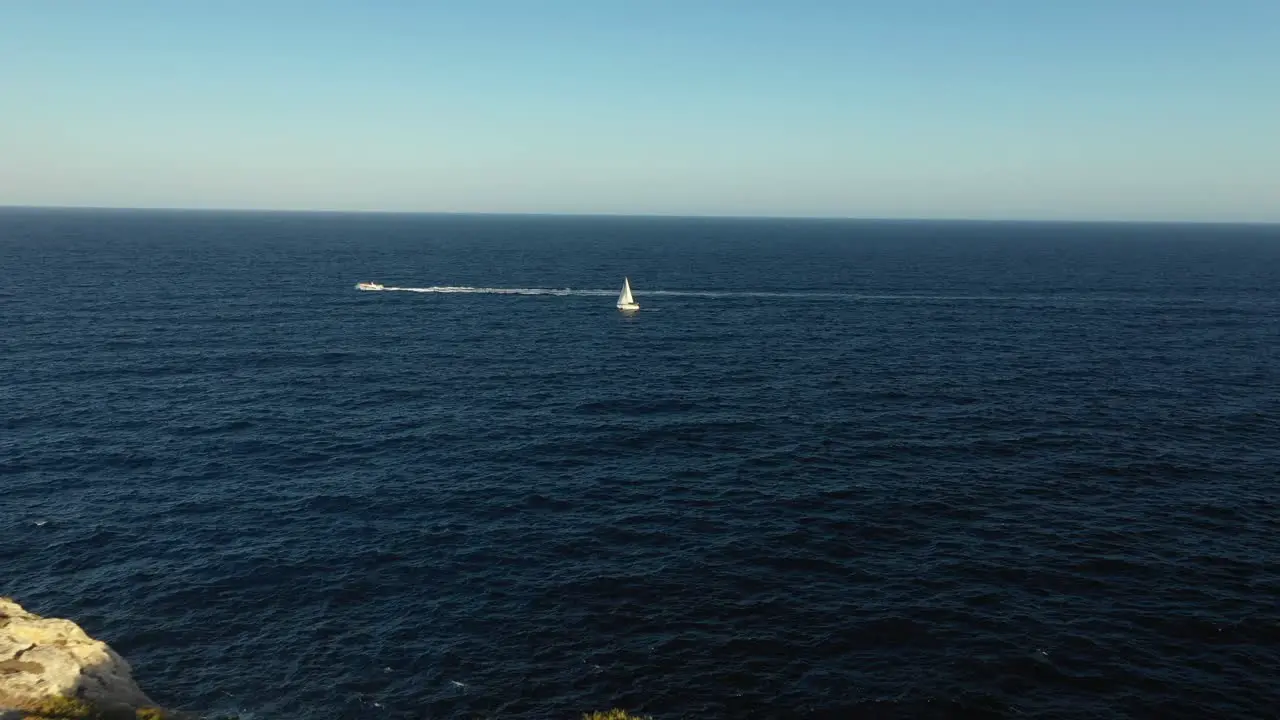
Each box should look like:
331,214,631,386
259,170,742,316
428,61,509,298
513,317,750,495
2,1,1277,221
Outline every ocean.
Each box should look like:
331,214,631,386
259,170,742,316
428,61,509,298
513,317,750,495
2,208,1277,719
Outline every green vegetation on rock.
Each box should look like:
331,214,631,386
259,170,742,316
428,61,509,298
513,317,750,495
9,697,177,720
582,710,651,720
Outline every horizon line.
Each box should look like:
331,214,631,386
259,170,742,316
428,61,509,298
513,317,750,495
1,203,1277,228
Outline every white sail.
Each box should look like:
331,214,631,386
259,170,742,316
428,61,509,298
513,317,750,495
616,277,639,310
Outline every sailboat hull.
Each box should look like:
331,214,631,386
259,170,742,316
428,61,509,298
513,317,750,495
617,303,640,311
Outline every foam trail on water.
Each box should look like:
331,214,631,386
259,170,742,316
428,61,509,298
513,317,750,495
373,285,865,297
376,286,1039,301
382,286,613,296
366,286,1195,304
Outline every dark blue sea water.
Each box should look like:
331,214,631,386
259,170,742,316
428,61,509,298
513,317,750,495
2,208,1278,719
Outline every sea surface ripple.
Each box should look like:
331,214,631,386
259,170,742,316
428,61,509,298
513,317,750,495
2,210,1278,719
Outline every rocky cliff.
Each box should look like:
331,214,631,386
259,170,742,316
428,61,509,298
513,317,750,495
0,598,170,719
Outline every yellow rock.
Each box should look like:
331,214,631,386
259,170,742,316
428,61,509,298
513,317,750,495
0,598,155,716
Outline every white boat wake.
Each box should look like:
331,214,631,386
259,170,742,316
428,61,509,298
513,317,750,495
365,285,1041,301
355,285,1203,304
375,285,860,298
380,285,613,296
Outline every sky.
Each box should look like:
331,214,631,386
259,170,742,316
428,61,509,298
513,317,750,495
2,0,1278,221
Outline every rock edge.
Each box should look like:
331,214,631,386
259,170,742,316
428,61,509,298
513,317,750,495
0,597,176,719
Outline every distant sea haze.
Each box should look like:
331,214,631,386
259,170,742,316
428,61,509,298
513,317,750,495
2,208,1278,719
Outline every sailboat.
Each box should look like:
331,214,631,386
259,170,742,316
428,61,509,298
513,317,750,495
616,277,640,311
